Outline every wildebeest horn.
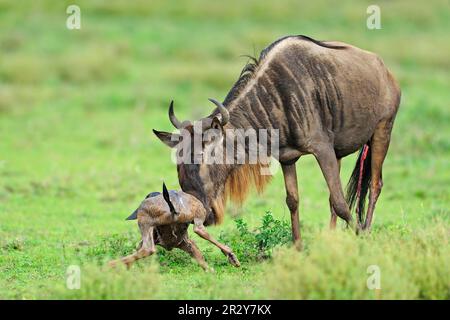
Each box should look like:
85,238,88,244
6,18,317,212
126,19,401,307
168,100,182,129
208,98,229,126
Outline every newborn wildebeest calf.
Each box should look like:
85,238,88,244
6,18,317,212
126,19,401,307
109,183,240,270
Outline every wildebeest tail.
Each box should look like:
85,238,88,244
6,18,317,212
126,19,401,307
345,144,371,224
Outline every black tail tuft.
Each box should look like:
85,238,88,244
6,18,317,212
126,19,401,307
162,182,178,216
345,145,372,224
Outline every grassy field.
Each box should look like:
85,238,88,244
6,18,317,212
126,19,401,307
0,0,449,299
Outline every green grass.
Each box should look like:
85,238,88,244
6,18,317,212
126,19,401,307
267,223,449,299
0,0,449,299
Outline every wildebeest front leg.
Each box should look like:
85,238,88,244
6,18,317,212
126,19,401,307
193,220,240,267
177,239,212,272
109,221,156,269
329,158,341,229
314,144,355,230
281,163,301,248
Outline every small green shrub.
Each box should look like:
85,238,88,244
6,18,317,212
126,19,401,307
219,211,291,262
255,212,292,257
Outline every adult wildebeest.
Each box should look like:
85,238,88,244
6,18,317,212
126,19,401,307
154,35,401,245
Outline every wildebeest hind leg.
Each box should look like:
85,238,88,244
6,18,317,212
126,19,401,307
363,119,393,231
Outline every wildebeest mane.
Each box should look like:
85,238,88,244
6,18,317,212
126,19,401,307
223,35,346,106
210,162,272,225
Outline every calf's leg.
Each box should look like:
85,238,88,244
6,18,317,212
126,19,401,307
109,221,156,269
193,219,240,267
177,238,212,272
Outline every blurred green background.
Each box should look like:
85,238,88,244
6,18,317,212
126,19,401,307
0,0,448,299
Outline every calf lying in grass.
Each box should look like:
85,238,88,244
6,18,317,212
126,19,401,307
109,183,240,271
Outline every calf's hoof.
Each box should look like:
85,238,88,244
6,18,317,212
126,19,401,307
108,259,132,270
227,252,240,267
108,260,119,268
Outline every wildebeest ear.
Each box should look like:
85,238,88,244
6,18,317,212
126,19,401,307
210,116,223,131
153,129,180,148
203,117,224,148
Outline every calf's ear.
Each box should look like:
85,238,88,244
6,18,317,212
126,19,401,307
153,129,180,148
162,182,178,216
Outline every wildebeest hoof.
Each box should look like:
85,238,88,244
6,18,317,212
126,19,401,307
227,252,240,267
357,225,371,236
355,222,367,236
